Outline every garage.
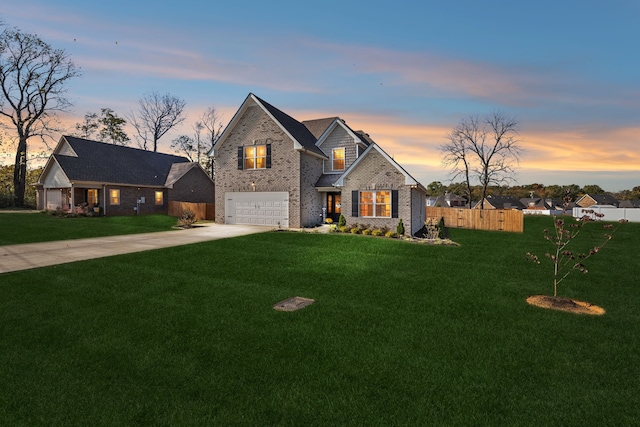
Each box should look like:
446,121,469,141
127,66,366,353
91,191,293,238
224,192,289,227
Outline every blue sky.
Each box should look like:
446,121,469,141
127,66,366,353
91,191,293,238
2,0,639,191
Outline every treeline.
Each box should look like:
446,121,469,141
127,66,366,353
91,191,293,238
427,181,640,202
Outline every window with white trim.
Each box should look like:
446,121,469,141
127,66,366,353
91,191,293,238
332,147,345,171
360,190,391,217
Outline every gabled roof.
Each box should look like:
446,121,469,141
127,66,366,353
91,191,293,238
477,195,525,209
211,93,326,158
576,193,619,207
312,118,370,151
43,136,190,186
302,117,339,139
333,143,425,190
619,199,640,208
165,162,212,188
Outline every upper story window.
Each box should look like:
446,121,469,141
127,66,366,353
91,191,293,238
332,148,345,171
238,144,271,170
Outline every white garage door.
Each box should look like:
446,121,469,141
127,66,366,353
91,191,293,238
225,192,289,227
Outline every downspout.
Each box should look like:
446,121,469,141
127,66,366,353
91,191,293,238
103,185,107,216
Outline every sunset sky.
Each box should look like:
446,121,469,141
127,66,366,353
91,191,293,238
1,0,638,191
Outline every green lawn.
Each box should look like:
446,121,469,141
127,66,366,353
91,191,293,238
1,217,638,425
0,213,178,245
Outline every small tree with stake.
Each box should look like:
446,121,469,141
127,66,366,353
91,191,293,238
526,210,627,298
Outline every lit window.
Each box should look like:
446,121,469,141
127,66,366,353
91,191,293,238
360,191,391,218
332,148,345,170
87,189,98,205
244,145,267,169
109,189,120,205
155,191,163,205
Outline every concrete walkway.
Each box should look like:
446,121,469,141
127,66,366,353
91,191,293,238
0,223,271,274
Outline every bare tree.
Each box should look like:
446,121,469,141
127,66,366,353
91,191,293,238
0,26,80,206
171,106,224,177
441,112,522,209
130,92,185,152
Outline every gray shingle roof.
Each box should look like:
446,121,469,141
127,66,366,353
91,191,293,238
253,95,325,157
55,136,190,186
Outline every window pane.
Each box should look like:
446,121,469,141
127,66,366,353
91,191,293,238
109,189,120,205
376,204,390,217
360,191,373,217
88,189,98,205
256,145,266,157
244,146,255,158
155,191,163,205
376,191,390,204
245,158,255,169
255,157,265,169
333,148,345,170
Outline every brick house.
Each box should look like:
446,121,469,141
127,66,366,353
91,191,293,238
210,93,427,235
35,136,214,216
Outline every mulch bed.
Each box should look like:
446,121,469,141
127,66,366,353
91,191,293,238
526,295,605,315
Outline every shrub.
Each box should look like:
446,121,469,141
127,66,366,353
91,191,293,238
438,217,446,239
385,230,396,238
324,218,334,224
178,209,197,229
328,224,338,232
338,225,348,233
338,214,346,227
396,218,405,236
371,229,383,236
362,228,372,235
350,227,361,234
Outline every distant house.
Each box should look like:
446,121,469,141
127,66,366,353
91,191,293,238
618,199,640,208
473,195,525,210
575,193,619,208
427,193,466,208
520,197,572,211
35,136,215,216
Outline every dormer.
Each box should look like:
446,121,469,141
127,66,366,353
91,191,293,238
308,118,370,174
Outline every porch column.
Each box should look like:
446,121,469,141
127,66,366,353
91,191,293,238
70,184,75,211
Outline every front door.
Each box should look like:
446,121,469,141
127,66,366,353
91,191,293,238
327,192,342,222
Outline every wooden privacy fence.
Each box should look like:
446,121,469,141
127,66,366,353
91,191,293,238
168,201,215,220
426,207,524,232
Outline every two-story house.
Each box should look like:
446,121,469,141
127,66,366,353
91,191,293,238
210,93,427,235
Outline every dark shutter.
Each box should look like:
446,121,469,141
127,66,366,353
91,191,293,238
391,190,399,218
237,147,244,170
266,144,271,168
351,190,359,217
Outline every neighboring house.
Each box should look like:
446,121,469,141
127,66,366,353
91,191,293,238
520,198,571,211
575,193,619,208
209,93,428,234
35,136,215,216
619,199,640,208
473,195,525,210
427,193,466,208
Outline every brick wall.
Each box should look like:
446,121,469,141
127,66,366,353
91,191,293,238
214,105,307,227
319,125,358,173
104,186,167,216
339,150,415,235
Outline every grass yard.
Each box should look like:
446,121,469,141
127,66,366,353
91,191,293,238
0,213,178,245
1,216,638,425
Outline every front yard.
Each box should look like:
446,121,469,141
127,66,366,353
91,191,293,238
0,217,638,425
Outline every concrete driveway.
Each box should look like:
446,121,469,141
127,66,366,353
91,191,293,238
0,223,271,274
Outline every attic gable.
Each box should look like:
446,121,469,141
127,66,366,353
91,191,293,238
210,93,326,159
312,118,369,152
334,143,422,188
